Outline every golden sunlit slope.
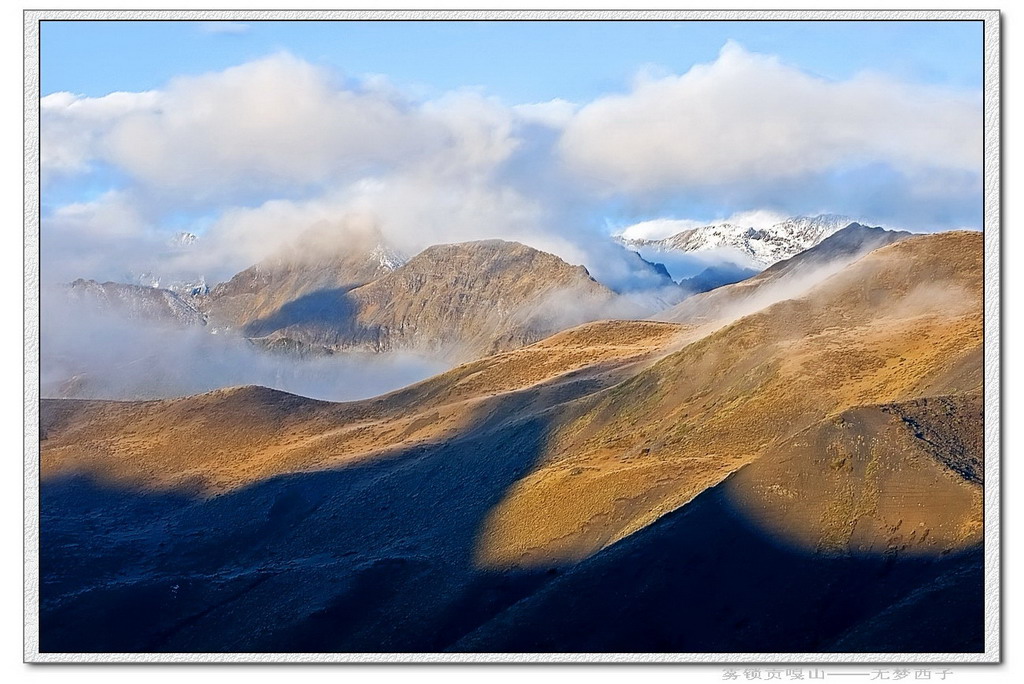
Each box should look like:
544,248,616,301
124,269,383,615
475,231,982,566
41,320,686,494
41,232,983,570
656,222,911,327
724,392,983,556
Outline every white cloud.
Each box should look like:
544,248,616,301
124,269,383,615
169,171,569,281
41,90,160,176
617,218,706,241
559,41,981,194
43,54,544,210
48,191,146,240
101,54,440,197
41,54,533,204
726,209,790,231
419,91,520,175
41,191,165,284
513,99,578,128
39,47,983,293
617,208,791,241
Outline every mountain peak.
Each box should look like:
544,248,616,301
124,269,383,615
338,239,618,357
622,213,859,268
196,236,623,360
168,231,199,248
204,222,407,328
397,240,600,289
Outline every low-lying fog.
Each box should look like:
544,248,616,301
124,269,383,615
40,291,450,402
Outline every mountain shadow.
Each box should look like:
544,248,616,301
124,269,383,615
453,473,983,653
241,287,360,351
38,232,986,654
39,391,984,653
40,374,584,652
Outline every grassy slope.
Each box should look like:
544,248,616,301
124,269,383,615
38,232,985,653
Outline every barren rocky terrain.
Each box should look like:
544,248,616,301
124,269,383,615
39,231,985,653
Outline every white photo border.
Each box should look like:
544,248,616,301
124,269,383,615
22,7,1002,665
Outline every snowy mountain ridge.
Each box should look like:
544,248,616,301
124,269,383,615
620,214,859,267
369,243,407,272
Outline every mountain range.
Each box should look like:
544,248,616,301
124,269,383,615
60,235,630,364
64,278,207,327
226,238,627,358
622,213,858,267
55,217,882,371
39,229,984,652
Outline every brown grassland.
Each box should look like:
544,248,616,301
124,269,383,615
41,231,983,577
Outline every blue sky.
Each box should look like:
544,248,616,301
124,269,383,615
42,20,982,101
39,20,985,287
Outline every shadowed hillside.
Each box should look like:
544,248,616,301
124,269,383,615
39,231,985,653
455,478,983,653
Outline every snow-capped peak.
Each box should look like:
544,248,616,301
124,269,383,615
619,213,857,268
370,244,406,272
765,214,855,249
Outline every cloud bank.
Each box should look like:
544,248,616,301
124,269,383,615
38,41,983,400
41,43,982,289
560,42,980,195
616,209,794,242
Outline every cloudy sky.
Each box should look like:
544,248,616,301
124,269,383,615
40,20,983,287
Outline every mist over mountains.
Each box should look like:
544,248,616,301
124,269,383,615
41,287,450,402
39,229,985,653
35,26,989,659
657,223,914,327
42,217,908,401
